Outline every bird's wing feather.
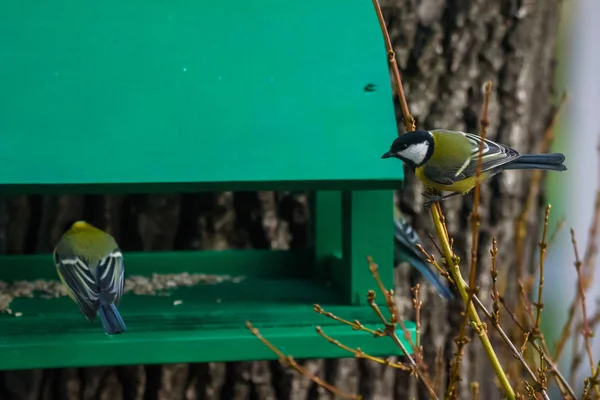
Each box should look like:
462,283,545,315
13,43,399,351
422,164,459,185
95,248,125,306
54,249,100,321
458,133,520,177
393,217,454,300
424,131,519,184
393,218,427,262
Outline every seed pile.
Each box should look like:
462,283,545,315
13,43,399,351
124,273,245,295
0,273,245,314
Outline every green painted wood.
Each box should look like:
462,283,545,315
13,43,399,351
0,0,401,190
313,191,343,282
0,0,410,367
0,250,312,282
0,279,416,370
0,180,403,195
338,191,395,306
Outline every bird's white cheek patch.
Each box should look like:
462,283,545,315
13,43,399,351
398,142,429,165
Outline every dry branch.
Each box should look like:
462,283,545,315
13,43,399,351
570,229,598,395
429,201,517,400
245,321,361,399
370,0,415,133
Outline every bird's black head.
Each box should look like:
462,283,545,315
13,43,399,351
381,130,434,169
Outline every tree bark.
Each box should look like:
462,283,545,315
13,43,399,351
0,0,562,398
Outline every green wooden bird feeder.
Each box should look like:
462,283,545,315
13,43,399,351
0,0,415,370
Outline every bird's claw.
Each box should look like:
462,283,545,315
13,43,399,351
424,197,444,208
421,191,461,208
421,192,444,208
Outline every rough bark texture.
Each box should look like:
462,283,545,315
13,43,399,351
0,0,562,398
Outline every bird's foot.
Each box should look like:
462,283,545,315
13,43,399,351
422,193,444,208
421,192,461,208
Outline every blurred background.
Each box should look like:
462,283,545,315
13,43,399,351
545,0,600,395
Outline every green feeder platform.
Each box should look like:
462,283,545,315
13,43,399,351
0,0,415,370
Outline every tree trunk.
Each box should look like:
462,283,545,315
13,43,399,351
0,0,562,398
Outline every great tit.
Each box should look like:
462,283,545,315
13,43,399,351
394,215,453,299
381,129,567,205
54,221,126,335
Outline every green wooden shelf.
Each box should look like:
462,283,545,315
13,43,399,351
0,278,416,370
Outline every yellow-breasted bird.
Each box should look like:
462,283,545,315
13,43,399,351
381,129,567,205
54,221,126,335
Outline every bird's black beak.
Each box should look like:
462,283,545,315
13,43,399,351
381,151,393,159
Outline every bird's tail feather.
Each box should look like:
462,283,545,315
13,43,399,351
503,153,567,171
406,254,454,300
98,303,126,335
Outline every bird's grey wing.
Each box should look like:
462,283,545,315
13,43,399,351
95,248,125,306
458,133,520,178
422,163,461,185
54,247,100,321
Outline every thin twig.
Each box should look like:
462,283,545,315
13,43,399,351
358,0,437,376
411,284,422,350
515,273,556,369
470,296,553,400
581,176,600,291
513,93,567,348
426,232,446,259
499,298,577,399
582,361,600,400
528,204,551,375
570,229,597,384
434,345,445,394
315,326,411,371
570,330,582,387
368,257,401,325
368,257,429,369
416,243,455,285
576,307,600,337
471,382,480,400
513,92,567,279
429,202,516,400
514,274,559,392
468,81,493,292
555,173,600,361
490,238,500,326
446,303,473,400
370,0,415,132
313,304,383,337
444,82,494,399
414,240,474,400
368,256,438,399
578,151,600,398
246,321,362,400
366,288,439,399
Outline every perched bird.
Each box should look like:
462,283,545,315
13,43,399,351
381,129,567,205
393,214,453,299
53,221,126,335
